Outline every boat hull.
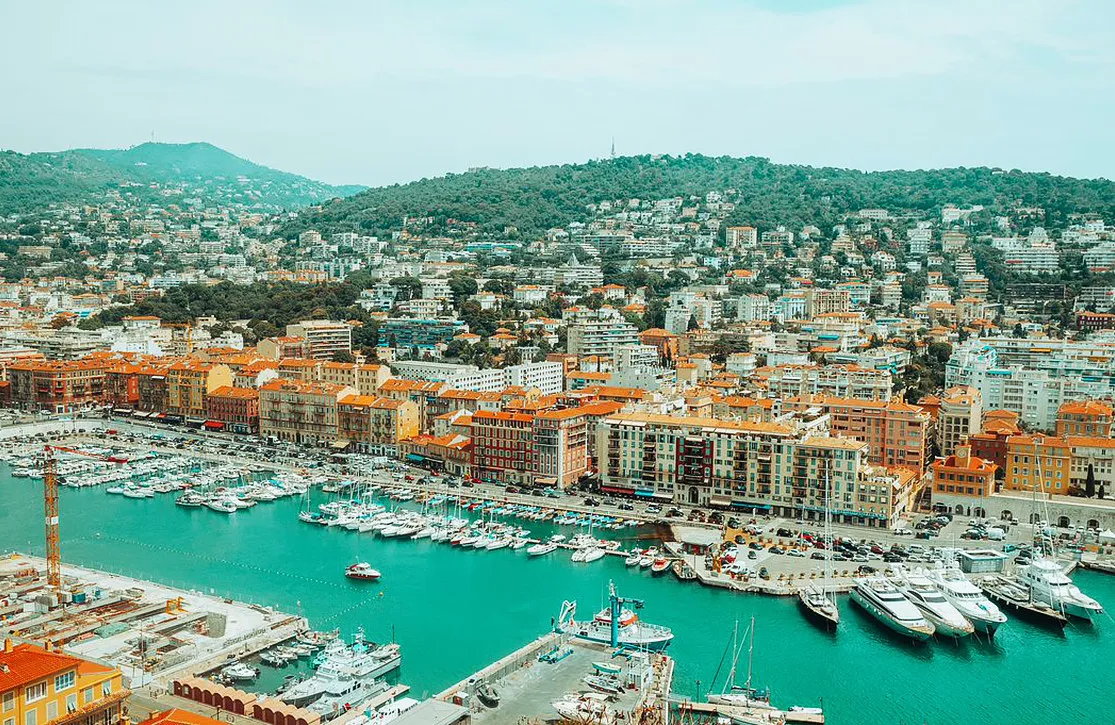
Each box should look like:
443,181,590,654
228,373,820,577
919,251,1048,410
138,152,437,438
850,590,933,641
797,591,839,630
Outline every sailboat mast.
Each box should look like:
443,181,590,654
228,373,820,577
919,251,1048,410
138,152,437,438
745,616,755,691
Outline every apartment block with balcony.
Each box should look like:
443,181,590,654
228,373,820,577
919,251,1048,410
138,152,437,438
205,386,260,433
258,379,354,446
0,638,126,725
1004,434,1072,495
6,360,106,413
785,395,932,472
931,445,997,500
284,321,352,360
1055,400,1114,437
337,395,419,454
166,361,232,420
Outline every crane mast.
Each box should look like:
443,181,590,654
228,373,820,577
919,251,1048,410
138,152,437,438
42,444,128,593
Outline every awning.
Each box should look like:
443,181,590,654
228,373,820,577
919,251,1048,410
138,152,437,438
634,489,656,498
332,439,351,450
709,495,733,507
112,408,133,415
203,421,225,430
732,501,771,510
651,493,674,502
601,486,636,495
406,453,425,462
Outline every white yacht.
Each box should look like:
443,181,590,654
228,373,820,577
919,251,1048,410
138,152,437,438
923,563,1007,635
1018,556,1104,620
281,632,400,709
850,577,935,641
894,571,974,638
527,542,558,557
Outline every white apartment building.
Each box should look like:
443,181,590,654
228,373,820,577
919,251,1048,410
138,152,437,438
737,294,772,322
390,360,563,394
725,226,758,250
991,237,1060,274
566,315,640,357
286,320,353,360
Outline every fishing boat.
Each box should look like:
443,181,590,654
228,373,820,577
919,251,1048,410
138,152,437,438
527,542,558,557
1017,555,1104,620
345,563,382,581
893,570,974,638
923,563,1006,635
624,550,642,566
555,581,674,650
650,557,670,574
850,577,935,641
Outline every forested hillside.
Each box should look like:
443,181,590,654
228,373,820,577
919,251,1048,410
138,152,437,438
0,142,364,214
278,154,1115,239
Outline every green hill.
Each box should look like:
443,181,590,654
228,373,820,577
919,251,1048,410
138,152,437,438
277,154,1115,240
0,142,364,214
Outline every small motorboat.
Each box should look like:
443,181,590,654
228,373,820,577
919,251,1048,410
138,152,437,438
651,557,670,574
528,542,558,557
592,661,623,675
345,563,382,581
221,663,260,681
476,682,500,708
624,551,642,566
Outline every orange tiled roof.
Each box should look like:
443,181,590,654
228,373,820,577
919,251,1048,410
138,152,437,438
0,642,114,691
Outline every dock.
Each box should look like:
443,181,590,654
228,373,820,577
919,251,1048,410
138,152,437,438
436,631,672,725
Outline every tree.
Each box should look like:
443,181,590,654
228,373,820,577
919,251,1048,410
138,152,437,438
332,350,356,363
1086,464,1097,498
389,276,423,302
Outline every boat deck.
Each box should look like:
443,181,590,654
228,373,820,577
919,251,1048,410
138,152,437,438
456,637,661,725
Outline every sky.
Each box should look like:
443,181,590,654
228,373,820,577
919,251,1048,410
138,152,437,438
1,0,1113,187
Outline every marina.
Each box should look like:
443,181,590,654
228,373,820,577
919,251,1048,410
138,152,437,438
2,451,1115,724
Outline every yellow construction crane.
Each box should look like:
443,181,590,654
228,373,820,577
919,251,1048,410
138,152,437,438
42,445,129,592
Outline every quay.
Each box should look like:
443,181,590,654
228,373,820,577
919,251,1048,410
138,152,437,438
434,631,672,725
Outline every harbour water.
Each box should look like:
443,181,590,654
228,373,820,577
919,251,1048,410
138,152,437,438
2,469,1112,724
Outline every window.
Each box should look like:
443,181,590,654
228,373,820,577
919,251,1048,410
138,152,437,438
24,712,35,725
25,683,47,704
101,682,112,697
55,672,75,692
82,688,94,705
65,695,77,714
45,703,57,721
2,693,12,713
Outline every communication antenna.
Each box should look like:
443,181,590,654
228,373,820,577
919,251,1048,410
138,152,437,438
611,137,616,159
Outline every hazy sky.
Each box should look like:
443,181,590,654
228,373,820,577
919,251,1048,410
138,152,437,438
2,0,1112,186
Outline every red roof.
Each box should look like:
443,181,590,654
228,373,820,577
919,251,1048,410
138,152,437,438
0,641,114,691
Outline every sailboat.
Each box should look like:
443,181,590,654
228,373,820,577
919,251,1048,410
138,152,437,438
798,470,839,629
707,618,774,710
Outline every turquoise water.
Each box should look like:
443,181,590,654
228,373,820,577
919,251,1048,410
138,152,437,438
1,472,1112,724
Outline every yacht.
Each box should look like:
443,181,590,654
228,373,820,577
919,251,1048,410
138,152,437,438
797,585,839,630
894,572,974,638
1018,556,1104,619
923,563,1007,635
527,541,558,557
221,663,260,681
556,582,674,650
176,492,206,508
345,563,382,581
582,547,606,563
624,550,642,566
850,577,935,641
281,631,401,709
206,498,238,513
